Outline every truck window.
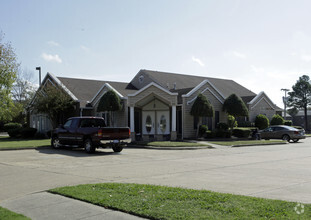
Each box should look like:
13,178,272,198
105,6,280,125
95,119,106,127
64,119,72,128
80,118,106,128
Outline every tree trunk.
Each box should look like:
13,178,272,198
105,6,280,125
304,106,309,131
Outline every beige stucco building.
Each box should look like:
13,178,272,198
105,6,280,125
30,69,282,141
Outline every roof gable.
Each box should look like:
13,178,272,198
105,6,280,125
57,76,136,107
249,91,276,110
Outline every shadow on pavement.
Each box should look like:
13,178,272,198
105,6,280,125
36,146,120,157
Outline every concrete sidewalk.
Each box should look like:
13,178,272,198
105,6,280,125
1,192,145,220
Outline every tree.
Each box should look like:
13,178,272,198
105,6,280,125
12,68,37,104
10,69,37,124
287,107,299,118
223,94,249,129
223,94,249,117
97,90,122,126
31,85,74,128
0,32,19,122
190,93,214,137
287,75,311,131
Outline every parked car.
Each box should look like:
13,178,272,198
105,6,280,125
259,125,306,142
51,117,131,153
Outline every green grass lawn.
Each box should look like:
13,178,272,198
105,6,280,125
147,141,210,147
0,136,50,150
50,183,310,220
0,206,30,220
209,140,286,146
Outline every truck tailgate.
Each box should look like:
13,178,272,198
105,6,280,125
101,127,130,140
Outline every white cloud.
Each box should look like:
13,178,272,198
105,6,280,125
224,50,246,59
301,55,311,62
192,56,205,66
80,45,91,52
232,51,246,59
47,40,60,47
250,65,264,73
41,53,62,63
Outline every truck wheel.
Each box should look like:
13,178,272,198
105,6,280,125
51,136,61,149
84,139,95,153
112,144,123,152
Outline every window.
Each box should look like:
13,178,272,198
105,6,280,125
64,119,73,128
80,118,106,128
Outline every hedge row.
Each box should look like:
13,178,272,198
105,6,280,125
232,128,252,138
3,123,22,132
8,127,38,138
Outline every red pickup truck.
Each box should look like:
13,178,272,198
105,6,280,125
51,117,131,153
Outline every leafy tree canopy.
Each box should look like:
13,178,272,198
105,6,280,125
97,90,121,112
287,75,311,130
31,85,74,128
190,93,214,117
223,94,249,117
287,107,299,118
0,32,19,121
287,75,311,109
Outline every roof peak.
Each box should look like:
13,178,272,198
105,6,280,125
139,69,233,81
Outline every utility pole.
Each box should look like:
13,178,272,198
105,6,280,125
281,88,289,119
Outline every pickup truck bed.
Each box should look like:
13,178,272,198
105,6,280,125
51,117,131,153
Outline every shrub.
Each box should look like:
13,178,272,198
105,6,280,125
8,128,22,138
35,132,48,139
255,114,269,130
237,121,255,127
205,130,215,139
232,128,252,138
284,120,292,126
198,125,209,137
216,122,229,131
270,114,284,125
4,123,22,132
215,129,232,138
227,115,237,128
20,127,37,138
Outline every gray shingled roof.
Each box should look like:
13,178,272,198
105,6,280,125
138,69,257,99
57,77,136,107
57,70,258,107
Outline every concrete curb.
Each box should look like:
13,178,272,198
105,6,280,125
0,146,51,151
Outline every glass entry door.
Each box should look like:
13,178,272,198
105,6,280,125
157,111,170,135
142,111,155,135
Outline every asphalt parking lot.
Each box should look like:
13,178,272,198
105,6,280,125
0,138,311,218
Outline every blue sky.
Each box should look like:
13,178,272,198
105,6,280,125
2,0,311,107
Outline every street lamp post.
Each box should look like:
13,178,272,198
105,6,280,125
281,88,289,119
36,67,41,86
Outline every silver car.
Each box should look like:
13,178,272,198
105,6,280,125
259,125,306,142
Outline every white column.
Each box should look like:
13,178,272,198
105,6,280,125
130,106,135,132
172,105,176,132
